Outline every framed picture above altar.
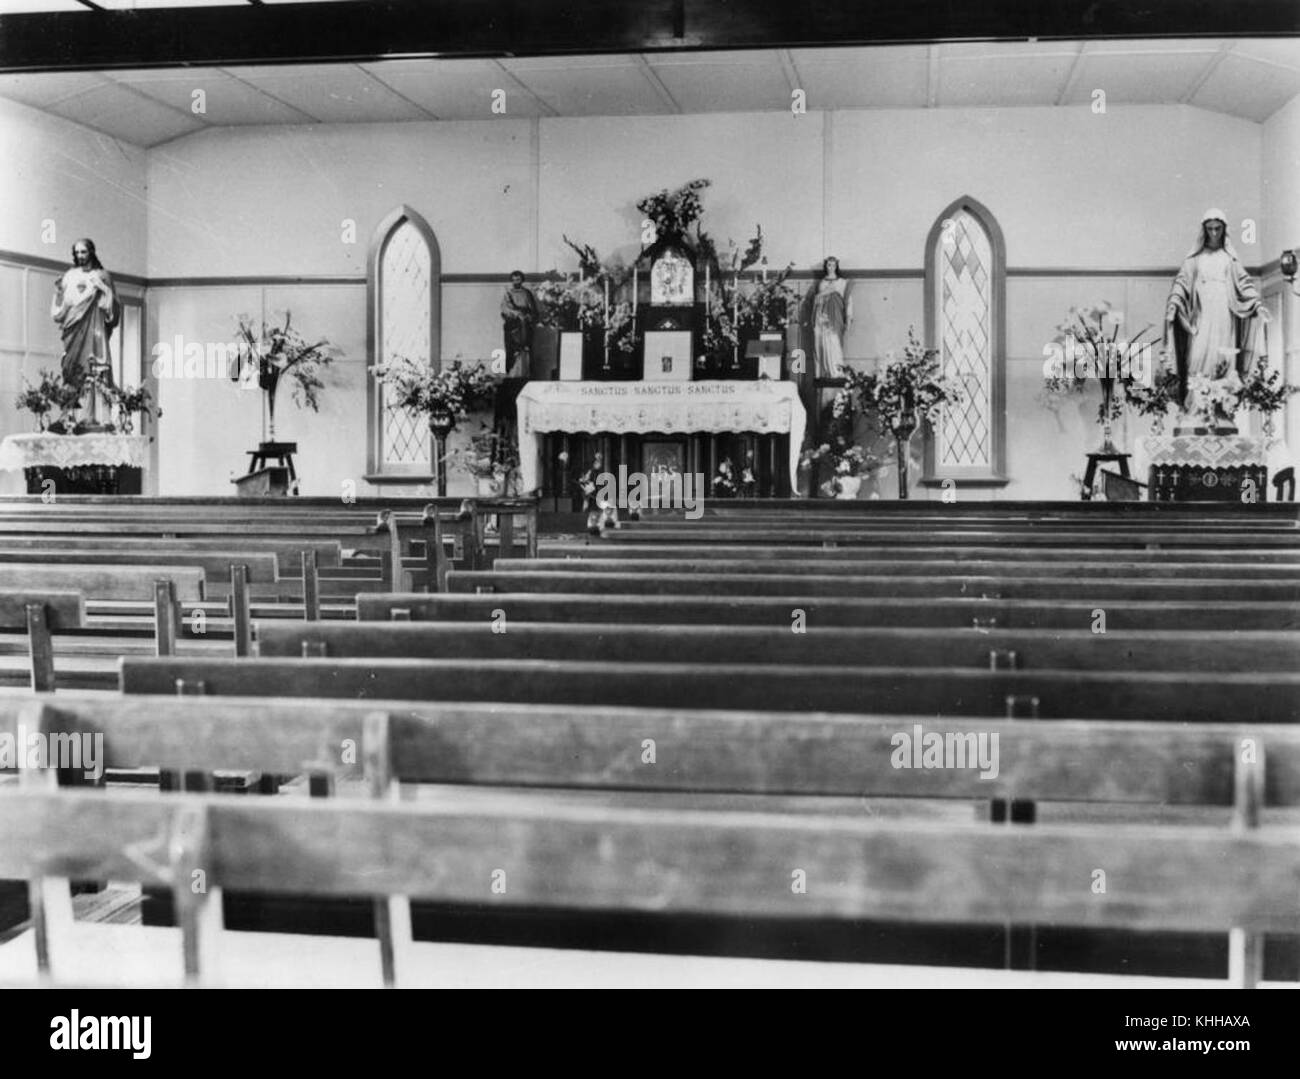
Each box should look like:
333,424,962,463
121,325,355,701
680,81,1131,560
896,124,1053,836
650,246,694,306
643,330,693,381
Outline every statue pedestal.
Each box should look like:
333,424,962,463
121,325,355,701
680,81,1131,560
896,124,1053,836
1145,433,1268,502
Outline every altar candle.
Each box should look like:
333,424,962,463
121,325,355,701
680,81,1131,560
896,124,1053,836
761,258,768,284
733,275,739,323
705,262,710,298
632,266,638,319
604,276,610,325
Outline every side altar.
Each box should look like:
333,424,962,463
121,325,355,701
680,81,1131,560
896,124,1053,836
0,432,148,494
516,380,806,499
1143,432,1270,501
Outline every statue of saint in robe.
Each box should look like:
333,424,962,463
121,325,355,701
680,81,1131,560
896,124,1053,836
50,236,120,405
500,270,538,378
810,256,852,379
50,237,120,395
1164,210,1268,407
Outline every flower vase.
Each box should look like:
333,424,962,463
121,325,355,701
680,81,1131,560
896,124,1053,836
259,366,283,443
1097,379,1120,454
430,412,456,497
893,414,918,500
835,475,863,500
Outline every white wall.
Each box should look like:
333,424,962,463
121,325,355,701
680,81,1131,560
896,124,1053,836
1262,94,1300,470
0,100,149,492
8,97,1287,498
0,98,148,272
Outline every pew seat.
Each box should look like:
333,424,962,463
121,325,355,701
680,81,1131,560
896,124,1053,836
0,922,1255,989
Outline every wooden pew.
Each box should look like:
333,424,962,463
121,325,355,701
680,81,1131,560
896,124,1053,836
625,514,1300,535
1,695,1296,986
595,526,1300,549
0,565,204,603
0,535,343,574
538,542,1300,565
445,569,1300,604
117,656,1300,723
356,592,1300,631
0,548,280,585
254,622,1300,674
0,592,85,693
503,556,1300,581
699,497,1300,518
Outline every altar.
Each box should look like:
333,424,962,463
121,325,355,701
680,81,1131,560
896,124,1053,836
515,380,806,497
1143,433,1270,501
0,432,149,494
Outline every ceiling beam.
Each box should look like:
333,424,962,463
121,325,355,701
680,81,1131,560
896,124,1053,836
1181,42,1235,103
634,55,682,113
1,0,1297,74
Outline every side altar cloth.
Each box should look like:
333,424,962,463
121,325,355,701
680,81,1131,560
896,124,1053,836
515,380,807,494
0,432,149,494
1142,433,1269,501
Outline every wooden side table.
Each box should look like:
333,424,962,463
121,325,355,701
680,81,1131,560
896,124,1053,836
245,441,298,482
1082,451,1131,500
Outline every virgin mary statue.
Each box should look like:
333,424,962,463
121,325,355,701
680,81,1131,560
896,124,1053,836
1164,210,1267,407
810,255,852,379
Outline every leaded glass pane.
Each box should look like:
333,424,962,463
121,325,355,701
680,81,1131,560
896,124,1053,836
935,210,993,469
380,219,432,466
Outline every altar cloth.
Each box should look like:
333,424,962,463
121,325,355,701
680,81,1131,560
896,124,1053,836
0,433,151,472
1142,433,1271,501
515,379,806,493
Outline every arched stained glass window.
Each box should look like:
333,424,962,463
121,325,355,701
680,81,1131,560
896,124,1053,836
924,197,1008,487
367,206,441,478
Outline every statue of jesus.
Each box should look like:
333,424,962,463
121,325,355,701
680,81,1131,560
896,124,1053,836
51,236,120,425
1164,210,1268,408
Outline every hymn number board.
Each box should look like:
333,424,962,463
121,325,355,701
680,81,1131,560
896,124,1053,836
639,241,699,382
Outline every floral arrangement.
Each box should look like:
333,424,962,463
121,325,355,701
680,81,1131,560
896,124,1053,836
370,356,497,427
843,327,965,433
713,457,738,497
1234,356,1297,416
1123,355,1295,434
1041,303,1159,424
235,311,337,413
534,275,586,332
535,242,638,355
16,368,158,435
101,379,159,435
443,424,520,489
799,390,881,497
1184,371,1242,426
712,453,758,498
702,292,739,356
1122,364,1182,433
15,370,78,431
636,179,711,242
800,440,878,484
734,264,800,332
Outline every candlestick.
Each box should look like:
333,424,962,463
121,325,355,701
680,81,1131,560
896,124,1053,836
761,258,768,284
